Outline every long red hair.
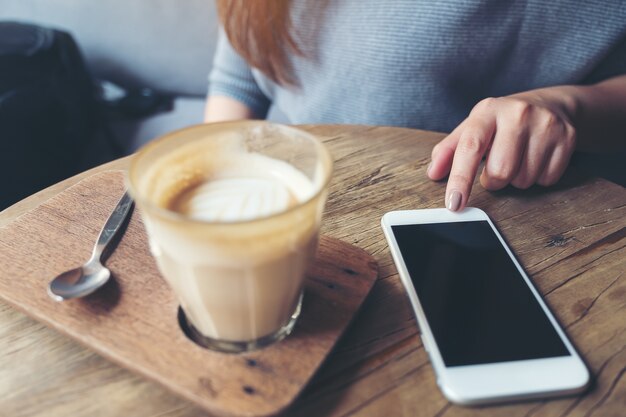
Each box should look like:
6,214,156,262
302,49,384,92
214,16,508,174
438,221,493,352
215,0,300,85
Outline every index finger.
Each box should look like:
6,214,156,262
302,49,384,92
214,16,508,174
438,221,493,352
446,117,495,211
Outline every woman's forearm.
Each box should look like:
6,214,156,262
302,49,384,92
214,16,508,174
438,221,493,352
567,75,626,152
204,95,254,123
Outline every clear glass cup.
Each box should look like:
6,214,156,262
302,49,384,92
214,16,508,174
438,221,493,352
127,121,333,353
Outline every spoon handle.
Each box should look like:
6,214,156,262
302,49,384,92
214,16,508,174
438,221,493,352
91,192,134,261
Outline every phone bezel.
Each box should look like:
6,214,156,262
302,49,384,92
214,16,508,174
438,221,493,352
381,207,589,405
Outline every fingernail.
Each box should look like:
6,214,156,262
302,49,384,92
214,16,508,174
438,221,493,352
427,162,433,175
447,191,462,212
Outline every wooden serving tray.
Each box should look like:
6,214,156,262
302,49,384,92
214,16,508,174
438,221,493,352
0,171,378,417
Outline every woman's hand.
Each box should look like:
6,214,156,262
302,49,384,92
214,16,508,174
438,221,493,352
427,89,579,211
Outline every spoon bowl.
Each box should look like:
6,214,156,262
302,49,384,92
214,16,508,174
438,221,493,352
48,263,111,302
48,192,133,301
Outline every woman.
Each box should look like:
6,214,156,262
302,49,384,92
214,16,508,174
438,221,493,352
205,0,626,211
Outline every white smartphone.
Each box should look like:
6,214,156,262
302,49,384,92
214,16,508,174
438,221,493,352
381,208,589,405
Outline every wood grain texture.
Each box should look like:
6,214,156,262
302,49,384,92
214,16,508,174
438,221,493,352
0,125,624,417
0,171,378,417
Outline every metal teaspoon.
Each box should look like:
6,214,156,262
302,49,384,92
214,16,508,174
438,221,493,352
48,191,134,301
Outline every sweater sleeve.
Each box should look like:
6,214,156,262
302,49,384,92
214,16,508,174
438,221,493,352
208,30,271,118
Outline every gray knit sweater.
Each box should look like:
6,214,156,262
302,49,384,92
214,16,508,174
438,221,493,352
208,0,626,133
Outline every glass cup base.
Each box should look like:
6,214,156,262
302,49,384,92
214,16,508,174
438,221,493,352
178,292,303,354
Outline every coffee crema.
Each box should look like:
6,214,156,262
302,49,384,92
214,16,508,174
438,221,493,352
165,154,312,223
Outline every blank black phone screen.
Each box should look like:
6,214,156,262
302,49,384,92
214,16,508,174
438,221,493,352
391,221,570,367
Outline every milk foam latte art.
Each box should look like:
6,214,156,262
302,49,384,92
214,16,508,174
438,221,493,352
170,153,313,223
127,122,332,352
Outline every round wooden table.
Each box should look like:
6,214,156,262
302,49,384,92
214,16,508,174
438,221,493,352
0,125,624,417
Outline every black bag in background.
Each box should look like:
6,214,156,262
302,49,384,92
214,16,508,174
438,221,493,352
0,21,98,210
